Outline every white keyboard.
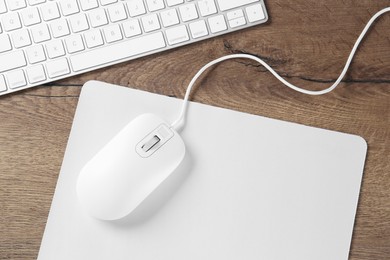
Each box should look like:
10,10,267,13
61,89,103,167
0,0,268,96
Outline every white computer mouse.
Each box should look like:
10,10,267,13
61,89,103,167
76,113,186,221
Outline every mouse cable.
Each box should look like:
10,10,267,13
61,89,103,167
170,7,390,131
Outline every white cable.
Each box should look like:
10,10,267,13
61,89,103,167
170,7,390,131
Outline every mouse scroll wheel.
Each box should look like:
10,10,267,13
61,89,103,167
141,135,161,152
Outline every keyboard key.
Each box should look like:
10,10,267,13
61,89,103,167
146,0,164,12
0,34,12,53
28,0,46,6
26,44,46,63
198,0,217,17
246,3,265,22
0,0,7,13
227,9,244,20
107,3,127,22
51,19,70,38
84,29,104,48
2,13,22,31
31,24,51,43
142,14,160,32
166,0,183,7
0,50,27,73
46,39,65,58
70,32,166,72
41,2,60,21
69,13,90,33
21,7,41,26
126,0,146,17
229,17,246,28
179,4,198,22
50,19,70,38
103,24,123,43
189,20,208,38
7,0,27,11
27,64,46,83
0,75,7,92
46,58,70,78
160,9,179,27
165,25,189,45
208,15,227,33
89,8,109,27
217,0,258,11
65,34,85,53
60,0,80,16
100,0,117,5
79,0,98,11
122,19,141,38
12,29,32,48
227,8,246,28
6,69,27,89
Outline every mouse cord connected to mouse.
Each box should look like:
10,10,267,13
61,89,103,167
170,7,390,132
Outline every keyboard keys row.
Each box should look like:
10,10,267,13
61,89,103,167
0,61,69,92
0,60,69,92
0,0,235,33
0,3,266,63
0,3,265,55
1,1,264,41
0,0,123,16
0,20,202,90
0,0,262,18
0,0,268,95
0,31,165,92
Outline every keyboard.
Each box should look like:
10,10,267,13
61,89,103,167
0,0,268,96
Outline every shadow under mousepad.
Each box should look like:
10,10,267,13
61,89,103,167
38,81,367,260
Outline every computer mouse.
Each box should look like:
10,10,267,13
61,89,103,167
76,113,186,221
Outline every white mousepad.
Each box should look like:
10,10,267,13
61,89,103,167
38,81,367,260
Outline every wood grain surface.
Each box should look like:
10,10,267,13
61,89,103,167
1,0,390,259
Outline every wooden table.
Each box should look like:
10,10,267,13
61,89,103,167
1,1,389,259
